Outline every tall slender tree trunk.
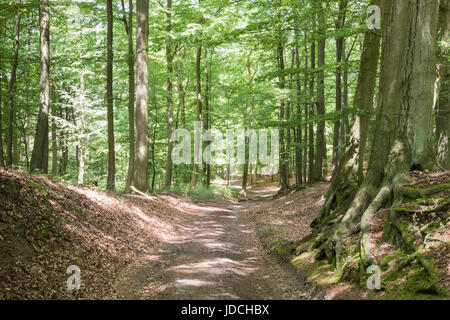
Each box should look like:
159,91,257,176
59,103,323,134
151,92,158,191
165,0,174,189
176,60,187,129
51,101,57,176
122,0,135,192
30,0,50,173
59,106,68,176
339,38,349,155
132,0,150,192
204,48,212,187
314,0,326,181
76,74,87,185
242,55,254,193
277,41,289,191
286,50,293,184
294,40,303,186
308,41,315,183
303,36,308,183
176,56,189,183
0,51,4,167
435,1,449,169
7,3,22,168
191,46,202,187
332,0,347,178
106,0,115,191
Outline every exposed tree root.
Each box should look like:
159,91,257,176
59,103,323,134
401,183,450,199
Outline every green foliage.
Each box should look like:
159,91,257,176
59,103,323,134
0,0,372,192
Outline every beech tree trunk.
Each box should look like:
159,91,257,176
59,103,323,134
303,36,308,183
122,0,135,192
294,39,303,186
204,48,212,187
30,0,50,174
277,41,289,191
176,59,187,130
315,0,441,265
313,0,382,229
106,0,115,191
314,0,327,181
51,102,57,176
59,106,68,177
308,41,315,183
242,56,254,193
132,0,150,192
191,45,202,187
165,0,174,189
0,51,4,167
7,3,22,168
436,1,449,169
332,0,347,178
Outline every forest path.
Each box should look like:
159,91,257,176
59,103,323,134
111,187,318,300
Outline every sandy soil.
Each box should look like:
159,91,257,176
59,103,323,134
110,189,322,300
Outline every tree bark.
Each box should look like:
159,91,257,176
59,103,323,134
30,0,50,174
313,0,381,229
314,0,326,181
176,59,187,129
51,99,57,176
165,0,174,189
59,106,68,176
242,55,254,193
303,35,308,183
315,0,441,265
308,41,315,183
191,45,202,187
0,50,4,167
204,48,212,187
436,1,449,169
277,41,289,191
106,0,116,191
132,0,150,192
7,3,22,168
122,0,136,192
295,39,303,186
332,0,347,178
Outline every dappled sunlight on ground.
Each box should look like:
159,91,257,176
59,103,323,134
110,185,314,300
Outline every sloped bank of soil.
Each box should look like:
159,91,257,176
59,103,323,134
0,168,194,299
244,172,449,300
242,182,368,299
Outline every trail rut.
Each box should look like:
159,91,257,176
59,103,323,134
111,189,321,300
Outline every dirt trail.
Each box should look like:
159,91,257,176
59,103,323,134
112,188,321,300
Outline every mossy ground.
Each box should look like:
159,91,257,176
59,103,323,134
251,171,449,300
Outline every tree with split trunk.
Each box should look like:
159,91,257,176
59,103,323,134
313,0,443,266
313,0,382,229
